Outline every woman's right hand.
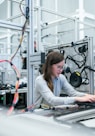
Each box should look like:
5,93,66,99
75,94,95,103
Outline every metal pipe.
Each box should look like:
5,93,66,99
6,14,22,21
35,6,95,30
27,0,34,106
88,37,94,94
76,20,95,28
38,6,75,21
41,19,95,31
37,2,42,51
8,0,25,5
74,19,78,41
0,20,29,32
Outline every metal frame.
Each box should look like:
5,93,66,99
88,37,94,94
0,0,95,106
27,0,34,105
27,0,95,106
43,37,94,94
74,37,94,94
0,20,29,31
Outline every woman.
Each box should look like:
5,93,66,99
34,51,95,108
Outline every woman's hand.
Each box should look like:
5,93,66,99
75,94,95,103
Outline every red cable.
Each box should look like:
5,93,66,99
0,59,20,115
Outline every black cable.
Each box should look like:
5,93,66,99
81,69,89,85
82,66,95,73
65,55,83,69
72,44,88,68
11,0,29,61
64,43,90,87
65,50,87,69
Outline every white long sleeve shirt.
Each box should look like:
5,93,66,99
34,74,85,108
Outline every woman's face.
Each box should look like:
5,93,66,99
51,60,64,78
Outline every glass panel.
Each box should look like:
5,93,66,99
0,0,25,25
0,26,28,85
84,0,95,14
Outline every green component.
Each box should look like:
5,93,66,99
1,96,4,101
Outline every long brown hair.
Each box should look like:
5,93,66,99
43,51,64,91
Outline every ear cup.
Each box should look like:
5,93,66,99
70,72,82,87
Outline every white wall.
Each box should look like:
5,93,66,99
0,1,7,20
84,0,95,14
57,0,78,14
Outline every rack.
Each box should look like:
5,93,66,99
27,0,95,106
0,88,27,108
0,0,95,107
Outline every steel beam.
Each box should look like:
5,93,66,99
0,20,29,32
